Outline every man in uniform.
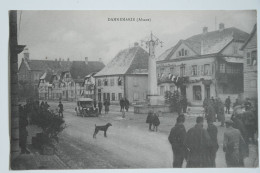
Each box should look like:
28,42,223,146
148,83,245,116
225,96,231,114
58,101,64,118
223,120,246,167
168,114,186,167
98,100,103,114
207,119,219,167
184,117,212,167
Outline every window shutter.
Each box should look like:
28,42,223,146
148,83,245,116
189,66,192,76
197,65,200,76
185,66,188,76
201,65,204,76
209,64,212,75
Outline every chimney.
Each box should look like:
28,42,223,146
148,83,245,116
134,42,139,47
55,58,57,61
203,27,208,34
23,48,29,61
219,23,225,31
85,57,88,65
67,58,70,61
99,58,102,62
201,40,204,55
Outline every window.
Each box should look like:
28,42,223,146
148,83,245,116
104,79,108,86
118,77,122,86
180,65,185,77
133,93,139,101
112,93,115,101
110,78,114,86
246,52,251,65
160,86,165,96
118,93,122,100
178,48,188,57
170,67,174,74
204,64,210,75
185,50,188,56
133,78,138,87
251,51,257,66
219,64,225,73
192,65,197,76
193,86,202,100
97,79,102,86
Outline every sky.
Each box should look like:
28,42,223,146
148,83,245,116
17,10,256,65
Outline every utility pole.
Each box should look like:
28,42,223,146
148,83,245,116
9,10,26,163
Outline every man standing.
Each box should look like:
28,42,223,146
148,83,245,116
181,97,188,113
207,119,219,167
206,100,216,122
104,99,110,114
217,98,225,127
58,101,64,118
225,96,231,114
168,115,186,167
98,100,103,114
120,98,125,112
125,98,130,112
184,116,212,167
223,120,246,167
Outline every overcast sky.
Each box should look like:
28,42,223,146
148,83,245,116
17,10,256,65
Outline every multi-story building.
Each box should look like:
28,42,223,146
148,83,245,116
241,24,257,99
94,43,149,104
157,23,249,106
38,57,105,101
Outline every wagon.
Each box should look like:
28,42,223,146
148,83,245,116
75,98,98,117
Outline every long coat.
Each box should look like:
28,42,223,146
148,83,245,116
184,124,212,167
217,102,225,124
207,103,216,122
207,123,219,167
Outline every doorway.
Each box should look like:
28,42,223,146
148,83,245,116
205,85,210,99
180,85,186,97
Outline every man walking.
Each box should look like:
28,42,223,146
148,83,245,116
223,120,246,167
217,98,225,127
207,119,219,167
184,116,212,167
168,114,186,167
225,96,231,114
98,100,103,114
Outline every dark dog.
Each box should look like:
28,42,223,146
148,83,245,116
93,123,112,138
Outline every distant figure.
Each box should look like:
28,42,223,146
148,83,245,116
168,114,186,168
58,101,64,118
146,110,155,131
225,96,231,114
206,100,216,122
125,98,130,112
120,98,125,112
184,116,212,167
19,105,30,154
244,98,252,111
181,97,188,113
203,98,209,115
217,98,225,126
242,110,257,142
104,99,110,114
152,113,160,132
93,99,97,108
207,119,219,167
223,120,247,167
98,100,103,114
40,101,45,109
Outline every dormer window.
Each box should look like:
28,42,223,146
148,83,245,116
178,48,189,57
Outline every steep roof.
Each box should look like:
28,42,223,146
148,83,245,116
24,59,72,73
95,45,149,77
241,24,257,50
70,61,105,80
160,27,249,61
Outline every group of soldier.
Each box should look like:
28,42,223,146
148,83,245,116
93,99,111,114
120,97,130,112
168,97,258,168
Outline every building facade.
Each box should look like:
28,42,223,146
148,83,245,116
157,24,249,106
94,43,149,104
241,24,257,99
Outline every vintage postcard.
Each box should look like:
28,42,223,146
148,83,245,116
9,10,258,170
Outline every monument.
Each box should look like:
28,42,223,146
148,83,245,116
134,32,170,114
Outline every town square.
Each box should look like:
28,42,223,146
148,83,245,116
8,10,258,169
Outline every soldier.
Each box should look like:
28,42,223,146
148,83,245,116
181,96,188,113
184,116,212,167
120,98,125,112
244,98,252,111
223,120,247,167
168,114,186,167
206,100,216,122
125,98,130,112
225,96,231,114
207,119,219,167
217,98,225,127
104,99,110,114
146,110,155,131
98,100,103,114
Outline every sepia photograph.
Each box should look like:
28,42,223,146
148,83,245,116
8,9,258,170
